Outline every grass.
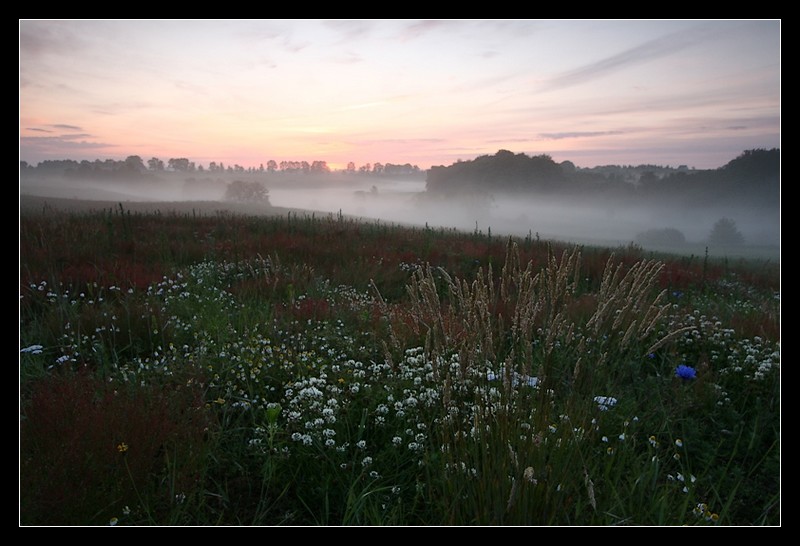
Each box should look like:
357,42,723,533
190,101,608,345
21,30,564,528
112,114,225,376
19,202,780,525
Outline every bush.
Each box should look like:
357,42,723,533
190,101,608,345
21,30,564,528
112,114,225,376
635,227,686,246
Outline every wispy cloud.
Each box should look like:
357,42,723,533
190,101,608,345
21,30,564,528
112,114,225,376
397,20,457,42
540,24,721,92
540,131,624,140
51,124,83,131
324,20,374,43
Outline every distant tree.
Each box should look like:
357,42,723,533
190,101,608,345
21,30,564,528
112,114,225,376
311,160,330,173
225,180,269,203
346,161,356,173
168,158,190,171
147,157,164,171
124,155,145,172
708,217,745,246
267,160,277,172
559,160,576,175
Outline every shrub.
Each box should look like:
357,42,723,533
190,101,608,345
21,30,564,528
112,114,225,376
635,227,686,246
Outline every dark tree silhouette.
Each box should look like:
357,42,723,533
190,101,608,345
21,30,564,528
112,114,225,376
708,218,745,246
225,180,269,203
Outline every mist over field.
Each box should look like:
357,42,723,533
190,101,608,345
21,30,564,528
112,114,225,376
20,155,779,261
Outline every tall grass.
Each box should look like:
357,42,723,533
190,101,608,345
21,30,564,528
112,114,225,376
19,206,779,525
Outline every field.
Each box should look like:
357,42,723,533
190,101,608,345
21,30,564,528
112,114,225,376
19,196,780,526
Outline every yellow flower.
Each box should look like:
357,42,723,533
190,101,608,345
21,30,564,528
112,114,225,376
117,442,129,453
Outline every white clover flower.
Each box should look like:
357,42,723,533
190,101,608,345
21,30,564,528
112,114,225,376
357,440,367,449
361,456,373,467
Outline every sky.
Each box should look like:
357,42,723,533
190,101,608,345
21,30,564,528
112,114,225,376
19,19,780,171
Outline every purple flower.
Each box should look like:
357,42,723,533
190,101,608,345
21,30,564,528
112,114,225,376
675,365,697,380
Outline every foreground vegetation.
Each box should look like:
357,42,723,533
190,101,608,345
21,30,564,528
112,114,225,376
19,203,780,525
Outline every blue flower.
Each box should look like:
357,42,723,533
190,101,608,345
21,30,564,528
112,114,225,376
675,365,697,380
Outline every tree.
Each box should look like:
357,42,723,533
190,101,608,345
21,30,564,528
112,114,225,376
147,157,164,171
267,160,277,172
168,158,190,172
124,155,145,172
708,217,745,246
225,180,269,203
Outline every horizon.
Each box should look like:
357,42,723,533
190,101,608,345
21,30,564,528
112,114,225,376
20,20,780,171
18,146,779,173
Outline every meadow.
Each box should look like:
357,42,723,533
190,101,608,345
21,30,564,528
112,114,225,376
19,200,780,526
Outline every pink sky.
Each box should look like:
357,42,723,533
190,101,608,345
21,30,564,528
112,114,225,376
20,20,780,170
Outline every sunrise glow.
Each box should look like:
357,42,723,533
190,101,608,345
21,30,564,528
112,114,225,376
20,19,780,170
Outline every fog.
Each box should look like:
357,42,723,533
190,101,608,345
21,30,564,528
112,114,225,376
270,181,778,250
20,172,779,260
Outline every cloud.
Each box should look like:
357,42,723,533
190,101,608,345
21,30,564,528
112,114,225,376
19,21,84,59
539,24,720,92
50,124,83,131
21,135,117,157
540,131,624,140
397,20,457,42
324,20,374,43
26,127,52,133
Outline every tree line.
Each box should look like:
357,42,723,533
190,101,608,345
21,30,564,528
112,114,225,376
21,156,422,177
425,148,780,209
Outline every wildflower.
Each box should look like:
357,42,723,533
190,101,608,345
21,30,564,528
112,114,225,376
523,467,537,484
648,435,658,447
675,365,697,380
109,517,119,526
593,396,618,411
117,442,129,453
20,344,44,354
675,438,683,448
618,433,626,441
